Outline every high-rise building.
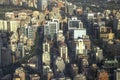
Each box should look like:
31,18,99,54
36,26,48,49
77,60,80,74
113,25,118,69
8,20,20,33
17,42,25,57
44,21,59,40
99,26,109,39
0,20,7,31
52,19,59,29
43,41,50,53
14,67,26,80
27,38,33,47
42,52,51,66
108,29,114,40
33,0,37,8
11,44,17,52
49,21,59,39
43,65,51,76
67,3,74,15
98,69,109,80
27,26,34,39
57,30,65,42
59,43,68,62
71,64,79,76
55,57,65,72
20,26,28,37
73,29,86,40
37,0,48,11
51,8,61,19
68,17,83,30
83,36,91,50
87,13,94,20
98,21,105,27
20,26,34,39
96,47,103,62
75,39,86,55
0,20,4,30
117,19,120,30
47,69,53,80
44,21,50,36
82,58,89,68
114,68,120,80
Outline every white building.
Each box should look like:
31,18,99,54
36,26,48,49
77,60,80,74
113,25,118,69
87,13,94,20
75,39,86,55
96,47,103,61
73,29,86,40
59,43,68,62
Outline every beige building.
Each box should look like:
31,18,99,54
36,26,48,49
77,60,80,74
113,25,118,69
42,52,51,66
8,20,20,33
108,30,114,40
27,38,34,47
57,30,65,42
5,12,15,19
14,67,26,80
18,12,27,20
0,20,7,31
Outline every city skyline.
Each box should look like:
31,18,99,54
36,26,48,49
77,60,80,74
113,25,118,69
0,0,120,80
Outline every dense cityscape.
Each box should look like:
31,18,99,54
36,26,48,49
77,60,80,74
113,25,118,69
0,0,120,80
